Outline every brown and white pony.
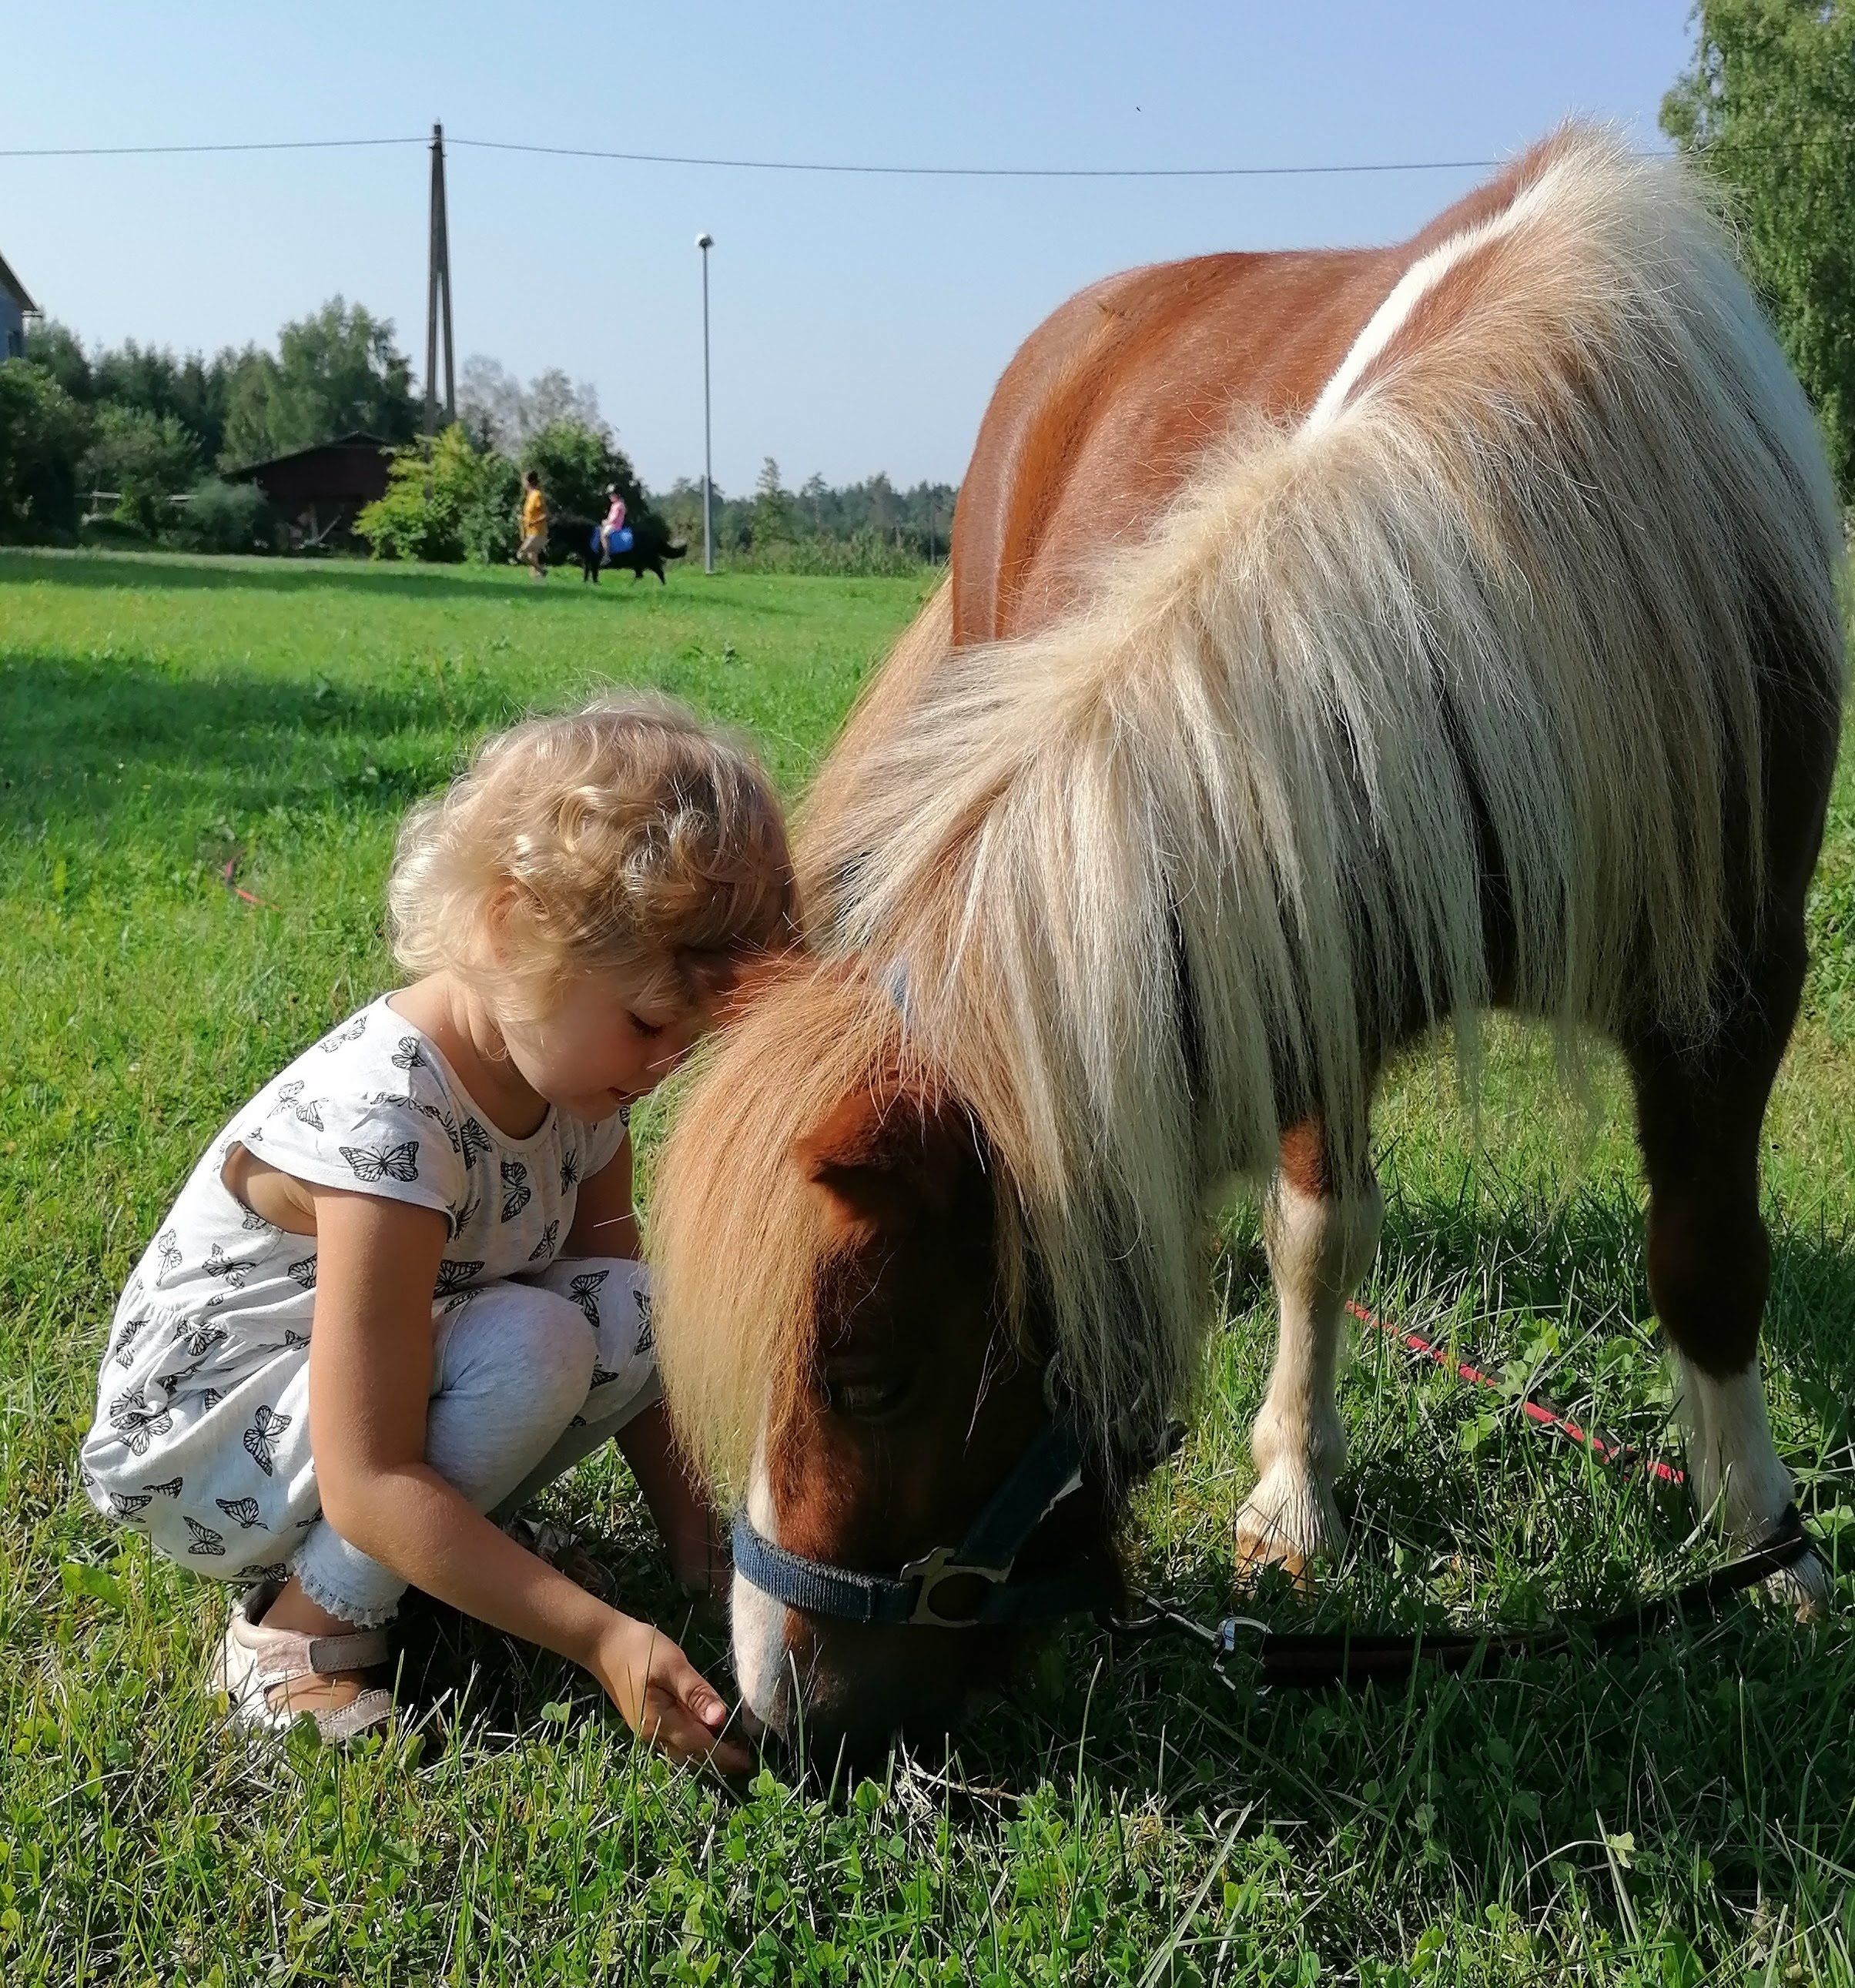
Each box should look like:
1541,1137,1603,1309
655,127,1847,1754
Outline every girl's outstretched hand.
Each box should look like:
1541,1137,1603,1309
590,1615,755,1773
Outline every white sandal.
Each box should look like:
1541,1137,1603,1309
211,1584,396,1741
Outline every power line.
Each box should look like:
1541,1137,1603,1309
0,131,1664,179
0,136,424,159
447,137,1535,179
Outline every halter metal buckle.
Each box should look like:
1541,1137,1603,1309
899,1545,1010,1628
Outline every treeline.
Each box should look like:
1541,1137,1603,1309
2,295,951,571
2,298,419,551
656,460,955,574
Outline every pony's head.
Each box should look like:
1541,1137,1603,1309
653,962,1121,1759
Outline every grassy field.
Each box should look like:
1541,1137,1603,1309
3,546,1853,1986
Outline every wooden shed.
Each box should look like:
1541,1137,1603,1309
227,432,393,546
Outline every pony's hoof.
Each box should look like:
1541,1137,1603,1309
1232,1484,1341,1590
1763,1545,1832,1625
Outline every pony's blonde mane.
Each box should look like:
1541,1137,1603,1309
660,127,1846,1482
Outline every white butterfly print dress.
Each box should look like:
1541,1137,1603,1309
79,995,630,1581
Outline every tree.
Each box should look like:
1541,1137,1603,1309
1662,0,1855,497
79,404,203,534
222,298,417,466
24,320,91,401
354,424,518,564
459,356,604,453
753,457,796,544
25,322,257,466
0,360,92,542
521,417,651,529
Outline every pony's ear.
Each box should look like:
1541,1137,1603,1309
795,1082,976,1234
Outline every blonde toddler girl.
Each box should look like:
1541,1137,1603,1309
80,694,791,1767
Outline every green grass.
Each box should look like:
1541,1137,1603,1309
3,545,1853,1987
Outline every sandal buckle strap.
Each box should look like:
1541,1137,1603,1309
304,1628,390,1673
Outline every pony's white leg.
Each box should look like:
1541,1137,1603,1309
1673,1354,1826,1618
1235,1166,1383,1579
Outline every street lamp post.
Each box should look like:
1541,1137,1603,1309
696,232,715,574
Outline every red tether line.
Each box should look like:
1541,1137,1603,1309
1347,1300,1686,1487
220,858,274,910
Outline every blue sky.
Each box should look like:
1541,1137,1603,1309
2,3,1695,492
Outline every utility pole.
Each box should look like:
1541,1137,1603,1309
424,122,456,434
697,233,715,573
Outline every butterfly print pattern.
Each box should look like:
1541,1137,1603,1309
439,1289,475,1315
239,1203,276,1234
184,1516,226,1557
152,1354,209,1398
390,1036,427,1072
112,1310,153,1369
246,1563,292,1585
243,1405,291,1476
588,1358,623,1390
451,1193,482,1236
108,1491,152,1520
156,1230,182,1279
273,1081,326,1131
559,1150,580,1195
340,1139,420,1185
198,1387,225,1411
286,1254,317,1290
283,1327,310,1350
527,1220,559,1263
142,1475,183,1498
321,1013,368,1052
460,1116,494,1166
633,1286,654,1357
500,1160,531,1222
568,1269,609,1330
216,1495,264,1528
109,1387,173,1455
172,1320,229,1358
400,1094,460,1153
434,1260,484,1298
203,1243,257,1289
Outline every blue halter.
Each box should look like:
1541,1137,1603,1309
730,1414,1184,1630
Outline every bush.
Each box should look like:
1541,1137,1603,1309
0,360,92,543
76,514,156,551
176,477,279,554
460,450,521,564
356,424,516,564
724,530,940,578
80,403,201,535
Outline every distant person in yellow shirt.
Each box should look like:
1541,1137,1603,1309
517,471,548,583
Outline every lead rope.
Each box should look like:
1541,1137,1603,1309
1115,1507,1816,1692
1108,1298,1822,1691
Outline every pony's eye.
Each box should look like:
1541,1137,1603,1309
825,1374,908,1419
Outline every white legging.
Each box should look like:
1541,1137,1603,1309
291,1257,658,1627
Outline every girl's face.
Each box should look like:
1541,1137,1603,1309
497,969,707,1123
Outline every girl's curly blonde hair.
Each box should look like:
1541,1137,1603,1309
388,692,795,1021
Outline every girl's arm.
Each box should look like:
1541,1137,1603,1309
564,1128,640,1259
306,1181,748,1769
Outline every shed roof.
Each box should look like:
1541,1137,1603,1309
225,431,393,477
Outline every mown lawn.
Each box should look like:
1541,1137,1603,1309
3,547,1853,1987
